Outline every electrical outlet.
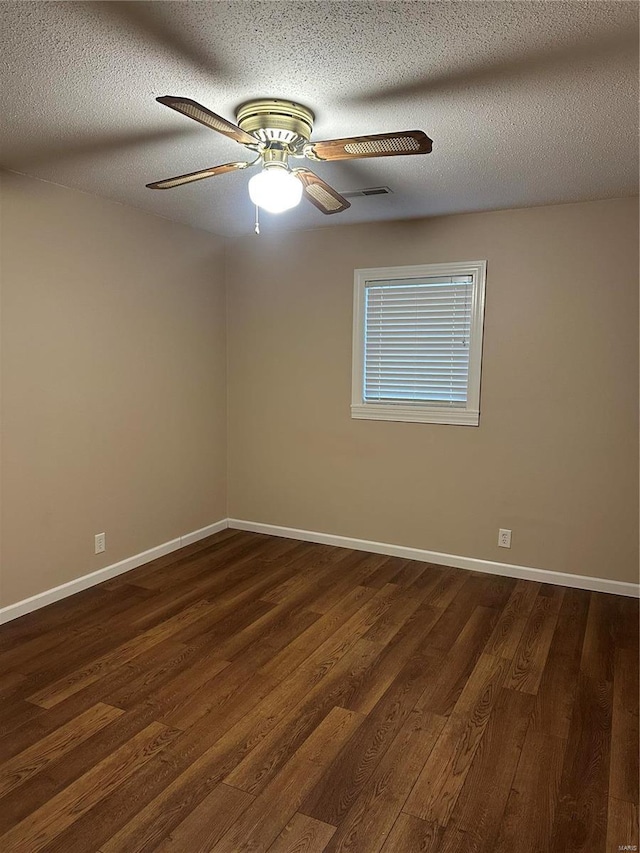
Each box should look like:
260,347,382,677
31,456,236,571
94,532,106,554
498,528,512,548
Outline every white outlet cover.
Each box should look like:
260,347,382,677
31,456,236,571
94,532,106,554
498,528,512,548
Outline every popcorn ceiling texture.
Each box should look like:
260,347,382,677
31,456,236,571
0,1,637,237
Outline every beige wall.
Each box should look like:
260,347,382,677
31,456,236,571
1,182,637,609
0,171,227,606
227,197,639,584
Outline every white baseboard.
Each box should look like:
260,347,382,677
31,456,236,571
228,518,640,599
2,515,636,625
0,519,229,625
179,519,229,547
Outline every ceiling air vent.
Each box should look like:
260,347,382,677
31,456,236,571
341,186,393,199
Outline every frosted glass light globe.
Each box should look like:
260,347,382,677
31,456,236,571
248,166,303,214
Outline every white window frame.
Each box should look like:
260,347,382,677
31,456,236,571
351,260,487,426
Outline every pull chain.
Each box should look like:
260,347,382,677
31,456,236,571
254,205,260,235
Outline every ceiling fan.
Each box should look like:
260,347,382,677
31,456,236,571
146,97,432,217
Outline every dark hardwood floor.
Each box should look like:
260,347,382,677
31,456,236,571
0,529,637,852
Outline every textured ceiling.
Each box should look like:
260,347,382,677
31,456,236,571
0,1,637,237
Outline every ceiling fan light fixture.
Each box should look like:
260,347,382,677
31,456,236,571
248,164,303,214
149,96,432,221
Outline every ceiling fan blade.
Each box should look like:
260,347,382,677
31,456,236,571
293,169,351,215
307,130,432,161
146,161,250,189
156,96,257,146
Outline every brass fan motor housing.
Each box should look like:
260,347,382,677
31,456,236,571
236,99,315,149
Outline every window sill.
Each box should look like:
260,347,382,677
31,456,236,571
350,403,480,426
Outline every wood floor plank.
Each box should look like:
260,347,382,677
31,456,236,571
416,605,499,716
211,600,322,663
96,605,395,850
484,579,541,659
267,812,336,853
96,732,260,853
94,668,299,848
0,585,153,676
72,639,209,716
132,532,287,592
152,782,254,853
0,671,27,696
404,653,509,825
166,589,395,748
420,569,469,612
0,694,47,739
403,564,446,594
304,553,391,615
166,561,306,648
0,702,123,798
360,591,425,646
379,814,443,853
609,647,639,804
261,544,361,605
0,705,161,836
605,797,639,853
6,628,145,700
0,675,29,719
0,721,179,853
342,603,443,716
614,596,639,653
300,651,443,827
361,557,411,590
158,658,260,731
418,574,483,652
493,728,567,853
440,687,534,852
390,560,431,591
612,647,639,718
257,585,377,683
0,581,155,659
178,597,277,655
0,533,635,852
580,593,617,684
36,749,187,853
211,706,364,853
26,600,225,708
549,673,612,853
133,656,234,723
9,614,138,687
262,570,330,607
503,586,564,694
0,639,191,764
106,529,242,588
321,709,446,853
128,559,272,632
223,638,384,795
529,587,590,740
272,583,398,686
127,537,270,597
475,574,517,610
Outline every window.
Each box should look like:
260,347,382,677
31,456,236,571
351,261,486,425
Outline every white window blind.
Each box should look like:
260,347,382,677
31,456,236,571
364,275,473,406
352,261,486,426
